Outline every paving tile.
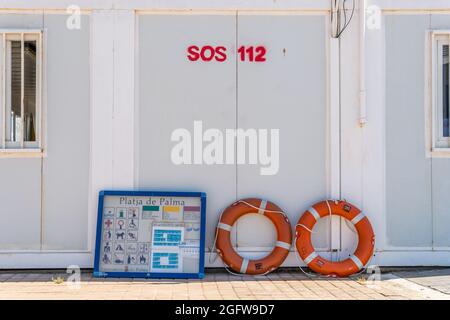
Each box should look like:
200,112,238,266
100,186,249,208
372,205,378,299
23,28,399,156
0,270,449,300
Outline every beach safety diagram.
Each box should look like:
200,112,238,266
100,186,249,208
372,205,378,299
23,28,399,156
94,191,206,278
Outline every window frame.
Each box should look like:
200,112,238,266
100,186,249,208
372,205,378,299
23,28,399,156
430,31,450,152
0,29,43,154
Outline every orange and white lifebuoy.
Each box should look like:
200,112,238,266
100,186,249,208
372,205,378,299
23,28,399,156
295,200,375,277
216,198,292,275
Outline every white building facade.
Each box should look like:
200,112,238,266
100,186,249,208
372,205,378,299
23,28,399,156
0,0,449,269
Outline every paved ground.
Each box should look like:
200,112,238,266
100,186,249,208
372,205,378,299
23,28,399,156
0,269,449,300
393,268,450,295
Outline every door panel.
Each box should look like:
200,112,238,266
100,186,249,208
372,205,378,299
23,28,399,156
236,14,329,253
137,14,237,249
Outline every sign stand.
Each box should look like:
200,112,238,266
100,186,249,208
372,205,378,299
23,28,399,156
93,191,206,279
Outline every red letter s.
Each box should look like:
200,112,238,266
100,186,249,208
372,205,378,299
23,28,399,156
215,46,227,62
187,45,200,61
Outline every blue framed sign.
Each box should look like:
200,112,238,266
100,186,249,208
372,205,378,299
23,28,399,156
94,190,206,279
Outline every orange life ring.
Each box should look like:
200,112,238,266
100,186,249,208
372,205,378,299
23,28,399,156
295,200,375,277
216,198,292,275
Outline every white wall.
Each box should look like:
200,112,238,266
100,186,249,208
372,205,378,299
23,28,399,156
1,0,450,268
384,14,450,249
0,13,44,251
42,14,90,250
0,12,91,267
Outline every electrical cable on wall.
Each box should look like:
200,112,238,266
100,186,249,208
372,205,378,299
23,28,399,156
331,0,356,38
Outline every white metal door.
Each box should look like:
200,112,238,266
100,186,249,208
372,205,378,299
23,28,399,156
137,13,331,266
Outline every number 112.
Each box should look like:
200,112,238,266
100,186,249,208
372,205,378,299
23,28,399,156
238,46,267,62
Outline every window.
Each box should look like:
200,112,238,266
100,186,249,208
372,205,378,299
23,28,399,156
0,31,42,151
433,34,450,149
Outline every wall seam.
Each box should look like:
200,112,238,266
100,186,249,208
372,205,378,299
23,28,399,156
112,11,116,188
429,13,435,250
39,9,44,251
234,10,239,248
